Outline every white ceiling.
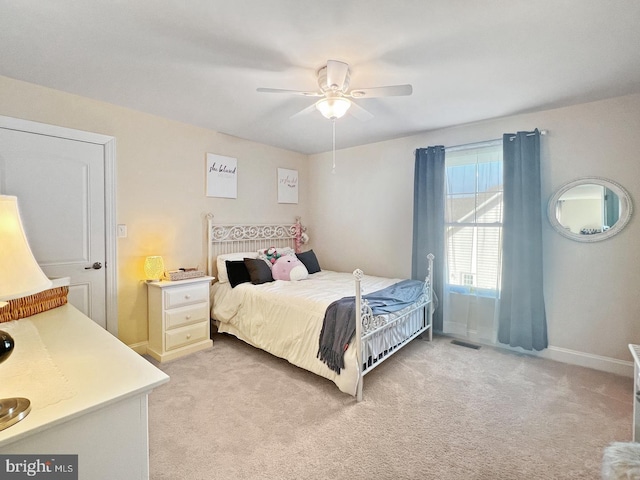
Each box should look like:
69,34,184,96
2,1,640,155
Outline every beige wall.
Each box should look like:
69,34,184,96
3,72,639,372
0,75,309,347
309,93,640,370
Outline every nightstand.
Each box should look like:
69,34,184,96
630,344,640,441
147,276,214,362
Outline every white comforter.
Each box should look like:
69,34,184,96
210,270,400,396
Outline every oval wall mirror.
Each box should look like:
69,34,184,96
548,177,633,242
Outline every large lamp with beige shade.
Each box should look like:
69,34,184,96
0,195,53,431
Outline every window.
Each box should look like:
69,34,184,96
445,142,503,297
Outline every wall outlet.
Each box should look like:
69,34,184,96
117,224,127,238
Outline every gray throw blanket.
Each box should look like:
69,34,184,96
317,279,425,374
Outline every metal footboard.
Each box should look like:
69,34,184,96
354,254,434,402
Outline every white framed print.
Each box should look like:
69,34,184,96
206,153,237,198
277,168,298,204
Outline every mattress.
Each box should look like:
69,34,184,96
211,270,400,395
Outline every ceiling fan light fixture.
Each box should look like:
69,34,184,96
315,97,351,120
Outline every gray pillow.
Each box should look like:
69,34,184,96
296,250,321,274
243,258,274,284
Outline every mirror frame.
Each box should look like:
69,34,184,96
548,176,633,242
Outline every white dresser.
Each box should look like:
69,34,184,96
0,304,169,479
630,344,640,441
147,276,214,362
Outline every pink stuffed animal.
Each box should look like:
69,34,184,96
271,255,308,281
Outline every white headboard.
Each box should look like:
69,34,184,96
206,214,304,277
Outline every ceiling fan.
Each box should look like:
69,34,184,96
257,60,413,121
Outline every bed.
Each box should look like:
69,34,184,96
207,216,434,401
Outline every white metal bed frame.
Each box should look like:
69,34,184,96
207,215,434,401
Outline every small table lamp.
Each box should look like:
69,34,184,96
144,256,165,282
0,195,53,431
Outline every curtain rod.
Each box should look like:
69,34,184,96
508,129,548,141
417,129,548,154
445,139,501,153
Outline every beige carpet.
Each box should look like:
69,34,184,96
147,334,632,479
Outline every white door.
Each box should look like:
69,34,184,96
0,117,116,333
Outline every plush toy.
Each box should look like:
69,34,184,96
263,247,281,265
271,255,308,281
260,246,294,265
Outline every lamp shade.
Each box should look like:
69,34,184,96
0,195,52,303
316,97,351,120
144,256,165,281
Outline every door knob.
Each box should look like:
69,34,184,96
85,262,102,270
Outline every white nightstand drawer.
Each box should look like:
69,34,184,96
165,322,208,351
164,283,208,309
165,303,209,330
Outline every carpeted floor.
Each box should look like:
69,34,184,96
147,334,632,479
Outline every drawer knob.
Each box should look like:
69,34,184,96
185,315,192,320
185,294,191,299
186,334,192,339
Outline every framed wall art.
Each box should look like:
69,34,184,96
277,168,298,204
206,153,237,199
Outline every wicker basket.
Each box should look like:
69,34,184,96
0,284,69,323
163,270,206,281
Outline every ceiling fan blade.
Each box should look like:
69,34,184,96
325,60,350,91
348,101,374,121
348,84,413,98
257,88,322,97
289,103,318,119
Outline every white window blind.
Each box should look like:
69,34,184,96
445,142,503,296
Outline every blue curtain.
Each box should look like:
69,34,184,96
412,147,445,331
498,130,547,350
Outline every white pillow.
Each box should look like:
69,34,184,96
216,252,257,283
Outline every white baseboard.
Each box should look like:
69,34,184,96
538,345,633,378
442,330,633,378
128,341,149,356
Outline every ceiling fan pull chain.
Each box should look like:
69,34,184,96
332,119,336,174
